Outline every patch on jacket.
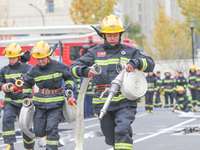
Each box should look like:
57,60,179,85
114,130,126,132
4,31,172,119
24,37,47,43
121,50,126,55
97,52,106,58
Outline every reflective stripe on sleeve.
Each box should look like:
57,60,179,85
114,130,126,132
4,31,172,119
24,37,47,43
72,66,81,78
141,58,148,71
65,80,74,88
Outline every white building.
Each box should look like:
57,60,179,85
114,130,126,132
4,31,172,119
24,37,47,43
0,0,73,27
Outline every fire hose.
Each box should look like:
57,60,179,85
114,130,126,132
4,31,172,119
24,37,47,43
19,98,36,139
99,62,147,120
74,64,102,150
62,90,77,123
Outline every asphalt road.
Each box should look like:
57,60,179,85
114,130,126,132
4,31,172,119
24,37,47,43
0,108,200,150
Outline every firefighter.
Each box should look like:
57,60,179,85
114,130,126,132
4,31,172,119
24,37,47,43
154,71,163,108
188,65,197,106
70,14,155,150
176,72,187,91
174,71,179,80
195,68,200,106
0,43,34,150
174,71,187,100
145,72,157,113
161,70,175,107
174,86,193,112
22,41,74,150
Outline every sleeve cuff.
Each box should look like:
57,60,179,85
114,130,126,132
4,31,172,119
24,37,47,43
82,67,90,77
128,59,138,69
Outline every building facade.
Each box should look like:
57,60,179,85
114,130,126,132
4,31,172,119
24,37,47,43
119,0,185,42
0,0,73,27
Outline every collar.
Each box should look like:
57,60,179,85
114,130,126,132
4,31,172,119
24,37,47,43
9,61,21,68
103,39,121,54
38,58,52,70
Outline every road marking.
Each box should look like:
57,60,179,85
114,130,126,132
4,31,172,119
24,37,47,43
133,118,196,143
136,113,147,118
0,113,147,148
107,118,196,150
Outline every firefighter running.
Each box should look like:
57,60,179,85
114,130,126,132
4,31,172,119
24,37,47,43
22,41,74,150
0,43,34,150
70,14,155,150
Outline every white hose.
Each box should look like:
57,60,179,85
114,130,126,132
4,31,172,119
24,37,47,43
74,64,101,150
120,69,147,100
19,104,36,139
74,77,90,150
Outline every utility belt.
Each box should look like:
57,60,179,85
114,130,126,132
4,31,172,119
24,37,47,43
97,84,110,92
164,85,173,88
148,85,154,88
39,88,63,95
190,81,195,84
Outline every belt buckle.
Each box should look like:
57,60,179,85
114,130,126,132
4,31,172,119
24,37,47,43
105,85,110,88
43,88,49,95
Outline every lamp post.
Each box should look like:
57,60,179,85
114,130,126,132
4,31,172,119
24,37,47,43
188,19,196,65
29,3,45,26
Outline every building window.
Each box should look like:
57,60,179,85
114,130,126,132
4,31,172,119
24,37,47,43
47,0,54,13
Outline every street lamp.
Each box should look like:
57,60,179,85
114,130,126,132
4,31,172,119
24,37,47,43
188,19,196,65
29,3,45,26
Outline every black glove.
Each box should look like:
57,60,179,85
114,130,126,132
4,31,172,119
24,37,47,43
82,67,90,77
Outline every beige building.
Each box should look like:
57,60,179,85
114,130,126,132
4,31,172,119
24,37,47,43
0,0,73,27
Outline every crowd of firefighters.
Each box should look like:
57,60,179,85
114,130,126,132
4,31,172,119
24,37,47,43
145,64,200,113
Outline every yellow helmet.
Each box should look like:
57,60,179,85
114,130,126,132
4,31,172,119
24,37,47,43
177,86,184,92
101,14,125,33
31,41,52,58
196,67,200,71
165,70,170,74
3,43,23,58
190,65,195,70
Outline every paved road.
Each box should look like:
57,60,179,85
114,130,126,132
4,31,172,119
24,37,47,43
0,108,200,150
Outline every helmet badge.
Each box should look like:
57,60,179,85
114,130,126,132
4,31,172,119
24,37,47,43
110,25,115,30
